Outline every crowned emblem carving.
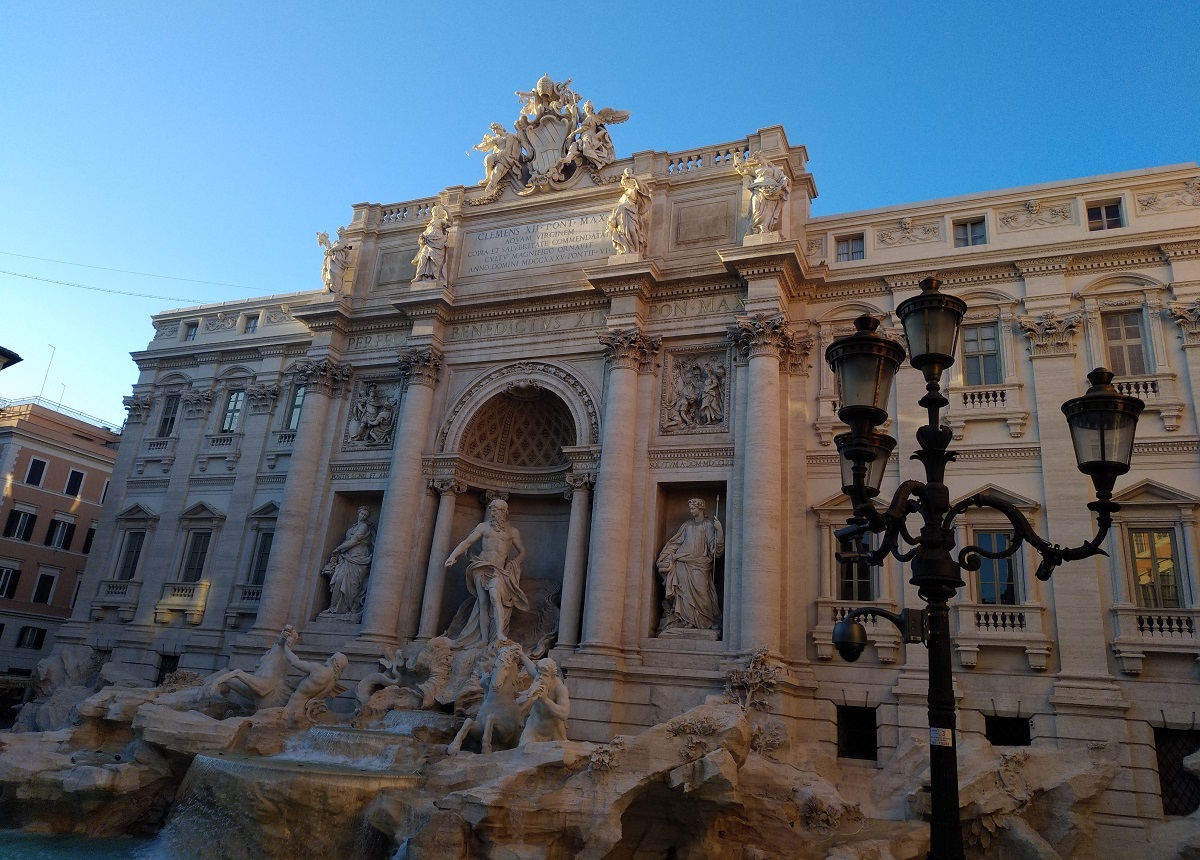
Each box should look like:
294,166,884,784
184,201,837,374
469,75,630,204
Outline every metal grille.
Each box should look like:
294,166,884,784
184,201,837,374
1155,729,1200,816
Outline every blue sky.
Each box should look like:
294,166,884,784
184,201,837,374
2,2,1198,426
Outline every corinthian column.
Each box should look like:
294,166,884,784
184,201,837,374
252,359,352,635
558,471,595,648
360,348,443,643
416,478,465,639
580,329,660,654
728,313,791,654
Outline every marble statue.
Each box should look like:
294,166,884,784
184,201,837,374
700,361,726,424
411,203,451,284
515,651,569,746
606,169,650,255
317,227,352,292
445,499,530,645
448,644,527,754
324,507,375,617
474,122,523,195
563,100,620,169
283,647,348,724
657,499,724,635
348,383,396,445
204,624,299,711
734,152,790,235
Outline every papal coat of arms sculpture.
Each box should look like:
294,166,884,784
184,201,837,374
469,74,630,204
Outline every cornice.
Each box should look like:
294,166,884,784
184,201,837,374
717,240,810,298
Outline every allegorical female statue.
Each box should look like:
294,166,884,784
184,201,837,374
656,498,724,635
325,506,375,617
606,168,650,256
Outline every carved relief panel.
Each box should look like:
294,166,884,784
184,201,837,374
342,377,400,451
659,346,733,435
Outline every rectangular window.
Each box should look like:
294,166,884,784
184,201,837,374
3,509,37,542
180,530,212,583
221,390,245,433
286,385,306,432
243,316,259,334
157,394,181,437
837,705,878,761
183,322,199,342
985,715,1032,747
71,577,82,609
116,530,146,581
32,571,56,604
1131,528,1182,609
0,567,20,599
64,469,85,497
16,626,46,650
248,531,274,586
837,532,874,602
1088,200,1123,231
43,519,75,551
954,218,987,247
82,527,96,555
1103,311,1148,377
962,323,1001,386
1155,728,1200,816
101,480,110,504
836,235,865,262
24,458,46,487
976,531,1019,605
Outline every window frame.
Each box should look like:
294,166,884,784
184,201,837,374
64,469,85,497
179,529,213,583
285,383,306,432
960,321,1003,387
0,565,21,600
220,389,246,433
835,234,866,262
115,529,147,581
3,508,37,542
242,314,259,334
1129,526,1184,610
971,529,1022,606
1087,199,1124,231
31,568,58,604
953,217,987,247
183,322,199,342
156,393,182,438
24,458,47,487
16,626,46,650
247,529,274,586
44,518,75,551
1101,308,1149,378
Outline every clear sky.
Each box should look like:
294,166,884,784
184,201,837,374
2,1,1197,428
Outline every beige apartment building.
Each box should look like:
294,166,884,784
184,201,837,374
55,82,1200,847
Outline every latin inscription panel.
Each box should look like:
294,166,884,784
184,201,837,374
461,213,612,277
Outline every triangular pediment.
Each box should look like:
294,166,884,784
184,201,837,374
179,501,226,522
951,484,1040,511
812,491,887,513
116,503,159,522
248,501,280,519
1112,480,1200,506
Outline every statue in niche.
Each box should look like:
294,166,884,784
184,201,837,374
734,151,790,235
348,383,397,445
317,227,352,293
474,122,524,196
515,650,570,746
657,498,724,636
445,499,530,646
204,624,299,711
322,507,375,618
663,358,726,430
411,203,451,284
607,169,650,256
282,647,348,725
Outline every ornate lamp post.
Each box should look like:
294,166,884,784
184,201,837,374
825,277,1145,860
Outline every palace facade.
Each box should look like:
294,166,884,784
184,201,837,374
57,84,1200,839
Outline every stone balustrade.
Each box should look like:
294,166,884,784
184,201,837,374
153,580,211,625
90,579,143,622
1110,604,1200,675
953,601,1052,671
813,598,902,663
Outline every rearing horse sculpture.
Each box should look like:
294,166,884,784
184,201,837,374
448,644,527,754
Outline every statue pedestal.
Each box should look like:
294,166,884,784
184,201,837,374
657,627,720,641
316,610,363,624
607,252,644,265
742,230,782,247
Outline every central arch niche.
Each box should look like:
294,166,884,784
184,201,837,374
460,384,575,469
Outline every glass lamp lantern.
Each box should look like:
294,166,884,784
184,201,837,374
1061,368,1145,494
895,277,967,384
825,316,907,439
835,431,897,497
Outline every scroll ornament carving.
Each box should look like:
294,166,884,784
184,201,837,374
318,227,353,293
296,359,354,397
1136,178,1200,213
153,322,179,340
468,75,630,204
398,348,444,387
1017,311,1082,356
876,217,940,246
180,388,214,419
727,313,793,359
411,204,451,286
733,151,790,235
599,328,661,372
246,383,279,414
564,471,595,500
205,313,237,332
265,307,292,325
661,355,727,431
606,169,650,256
1168,299,1200,345
122,393,155,423
999,199,1072,230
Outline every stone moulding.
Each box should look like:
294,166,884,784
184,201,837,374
875,218,941,246
1135,177,1200,214
997,199,1073,231
647,445,735,471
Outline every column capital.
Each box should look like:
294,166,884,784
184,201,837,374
431,477,466,496
599,327,661,373
1016,311,1083,358
727,312,793,360
122,393,155,423
1168,299,1200,347
564,472,596,499
398,347,444,387
296,358,354,397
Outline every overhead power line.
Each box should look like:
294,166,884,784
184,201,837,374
0,269,201,303
0,249,262,291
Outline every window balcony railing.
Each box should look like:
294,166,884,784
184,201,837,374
198,433,242,472
1110,604,1200,675
264,430,296,470
1112,373,1184,432
814,598,902,663
952,601,1052,671
943,381,1029,440
90,579,142,622
153,580,210,625
224,583,263,629
135,437,177,475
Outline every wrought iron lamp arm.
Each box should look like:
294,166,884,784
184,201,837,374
841,606,927,645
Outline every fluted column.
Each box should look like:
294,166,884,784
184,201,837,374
558,471,595,648
580,329,659,654
416,478,465,639
252,359,352,634
728,313,791,654
360,348,443,643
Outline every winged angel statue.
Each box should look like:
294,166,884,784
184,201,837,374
470,74,630,203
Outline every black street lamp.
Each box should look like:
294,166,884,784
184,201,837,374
825,277,1145,860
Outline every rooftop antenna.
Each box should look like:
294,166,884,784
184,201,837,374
38,344,56,399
